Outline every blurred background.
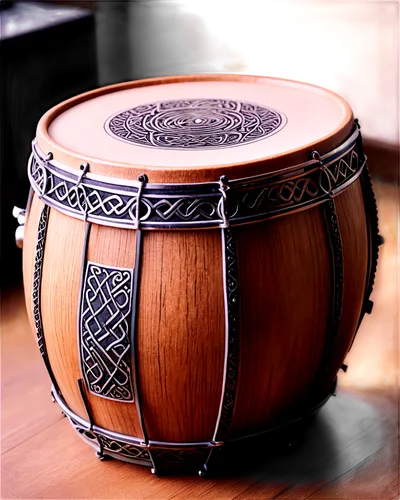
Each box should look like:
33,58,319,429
1,0,398,287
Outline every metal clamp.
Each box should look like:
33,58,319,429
76,163,90,220
218,175,230,228
312,149,333,196
12,206,26,249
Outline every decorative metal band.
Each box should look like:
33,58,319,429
98,435,151,463
53,384,301,471
68,415,153,467
55,388,208,469
79,262,135,401
213,227,240,442
322,199,344,368
28,125,364,229
31,205,61,394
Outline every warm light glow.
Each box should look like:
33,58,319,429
183,1,398,145
264,2,352,88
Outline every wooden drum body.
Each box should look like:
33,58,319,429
17,75,380,474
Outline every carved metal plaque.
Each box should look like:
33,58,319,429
79,262,134,401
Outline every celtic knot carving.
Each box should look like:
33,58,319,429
67,414,152,464
105,99,286,150
79,263,134,401
241,177,320,212
141,197,219,222
29,132,363,229
319,150,358,193
31,158,47,195
214,228,240,441
97,436,151,461
32,205,50,357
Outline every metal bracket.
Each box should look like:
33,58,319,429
218,175,230,228
76,163,90,221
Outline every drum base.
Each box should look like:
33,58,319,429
51,377,337,476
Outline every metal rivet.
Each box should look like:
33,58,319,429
96,451,106,461
311,150,323,163
138,174,148,183
220,175,229,185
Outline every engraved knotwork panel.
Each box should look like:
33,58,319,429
97,435,151,462
79,263,134,401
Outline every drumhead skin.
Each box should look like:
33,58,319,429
37,74,353,183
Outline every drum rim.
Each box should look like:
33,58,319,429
36,74,354,184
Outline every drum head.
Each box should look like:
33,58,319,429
38,75,353,182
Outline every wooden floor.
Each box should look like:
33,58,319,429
0,180,398,499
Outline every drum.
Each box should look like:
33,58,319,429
15,74,381,474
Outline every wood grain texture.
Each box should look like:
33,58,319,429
85,224,143,437
230,207,331,437
39,207,87,418
137,230,225,442
1,181,397,498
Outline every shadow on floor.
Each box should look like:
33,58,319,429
198,392,384,480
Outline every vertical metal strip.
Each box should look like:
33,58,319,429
128,174,157,473
322,198,344,370
77,377,105,458
77,222,92,381
26,187,34,216
349,121,380,347
32,205,60,394
201,225,240,475
200,176,240,476
213,227,240,442
76,223,106,458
